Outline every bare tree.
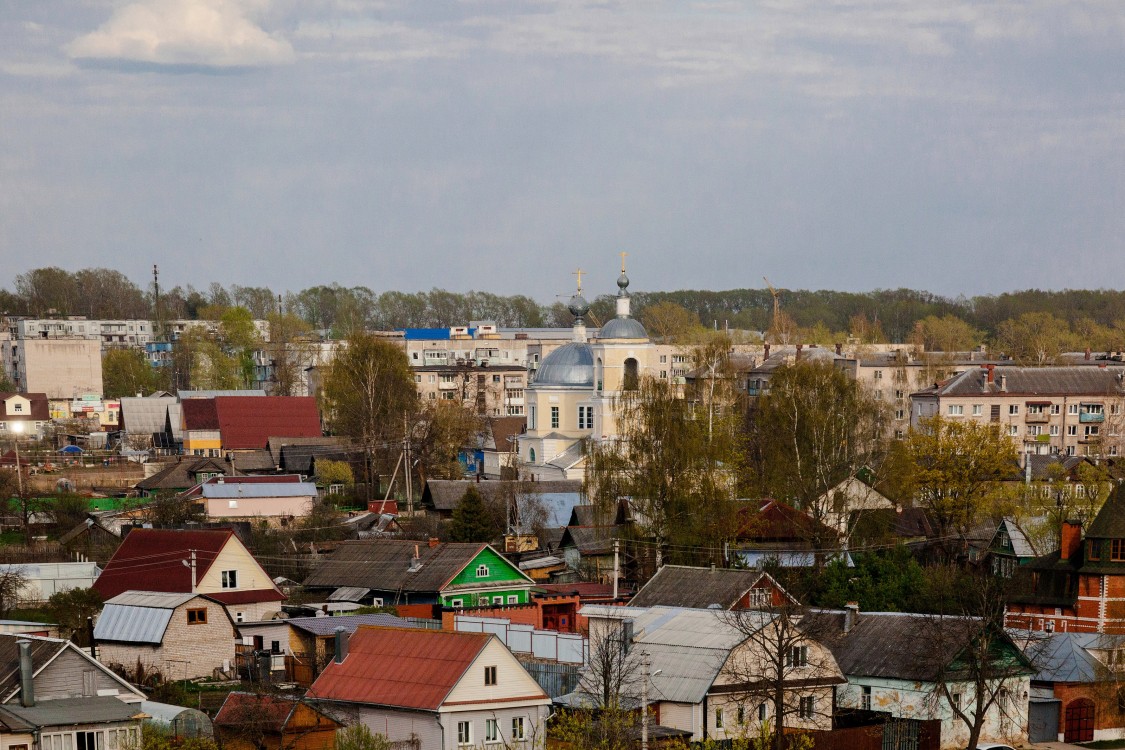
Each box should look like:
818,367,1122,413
0,568,27,617
721,602,843,750
576,619,642,711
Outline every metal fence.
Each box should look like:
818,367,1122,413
453,615,587,664
518,660,581,698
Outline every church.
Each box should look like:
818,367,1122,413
517,262,657,480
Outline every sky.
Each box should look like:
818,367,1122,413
3,1,1125,302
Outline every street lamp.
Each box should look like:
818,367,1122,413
640,656,662,750
9,421,23,499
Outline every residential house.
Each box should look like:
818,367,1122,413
0,393,49,439
135,456,244,496
1022,632,1125,742
93,528,285,622
558,504,626,583
307,626,551,749
118,394,181,452
302,539,535,610
0,633,145,705
480,416,526,479
212,396,322,451
422,479,583,528
576,605,845,742
808,609,1032,749
0,563,101,605
910,365,1125,458
93,591,237,681
194,478,319,522
629,565,794,610
181,398,222,457
266,436,356,476
214,693,342,750
814,476,897,536
733,500,850,569
986,518,1040,578
58,519,120,566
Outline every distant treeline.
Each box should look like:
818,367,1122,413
6,266,1125,345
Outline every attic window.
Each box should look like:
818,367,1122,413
476,564,489,578
187,608,207,625
1113,540,1125,562
222,570,238,589
13,404,22,412
1089,541,1101,561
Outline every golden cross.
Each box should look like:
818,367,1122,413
573,267,584,294
620,251,628,273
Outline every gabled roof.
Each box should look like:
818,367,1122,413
560,525,616,556
302,540,530,594
0,696,144,729
135,457,244,492
736,499,837,543
119,395,178,436
423,479,582,512
308,627,533,711
0,393,49,421
992,518,1039,558
214,692,341,732
927,366,1125,398
0,633,143,704
1022,632,1125,684
181,398,219,431
1085,485,1125,539
214,397,322,450
200,481,318,499
94,591,228,644
484,417,526,453
266,436,350,466
629,565,790,609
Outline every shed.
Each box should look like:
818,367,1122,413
141,701,213,739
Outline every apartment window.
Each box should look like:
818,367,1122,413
737,706,746,725
787,645,808,668
414,375,421,383
861,686,872,711
1008,425,1019,436
1114,404,1122,415
798,696,815,719
550,406,559,429
221,570,238,589
1027,425,1042,436
1069,404,1080,415
875,390,883,400
506,388,524,400
1113,540,1125,562
759,703,767,720
660,355,667,363
428,374,436,383
661,370,668,379
1027,404,1044,414
187,608,208,625
895,409,906,420
1087,404,1105,415
1052,404,1061,415
457,721,472,746
506,406,524,416
1087,425,1100,437
485,719,499,744
874,370,883,379
511,717,526,741
1112,446,1120,456
484,665,497,685
578,405,594,430
1050,425,1060,436
715,707,724,728
1068,425,1078,436
895,390,905,399
1009,405,1019,415
493,375,501,383
428,392,436,400
442,392,455,400
947,405,963,416
476,564,490,578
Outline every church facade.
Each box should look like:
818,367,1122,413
517,266,657,480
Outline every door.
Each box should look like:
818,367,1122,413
1028,700,1060,743
1065,698,1095,743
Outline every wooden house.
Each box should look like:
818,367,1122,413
214,693,342,750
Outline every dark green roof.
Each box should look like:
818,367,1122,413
1085,485,1125,539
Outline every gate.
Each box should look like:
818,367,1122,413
1029,699,1060,743
1065,698,1095,743
882,719,920,750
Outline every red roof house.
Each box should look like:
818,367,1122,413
308,626,550,748
94,528,284,621
214,397,321,450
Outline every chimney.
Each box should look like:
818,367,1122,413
796,344,803,361
1060,520,1083,561
18,641,34,707
1086,348,1092,361
428,537,440,548
764,343,771,360
835,342,842,356
844,602,859,634
334,627,349,664
984,364,995,384
999,373,1007,392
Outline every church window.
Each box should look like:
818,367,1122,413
529,448,536,462
578,406,593,430
624,358,639,391
550,407,559,429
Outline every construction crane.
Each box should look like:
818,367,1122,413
763,276,782,330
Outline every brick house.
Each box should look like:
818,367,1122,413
94,591,237,681
1023,632,1125,743
1006,487,1125,633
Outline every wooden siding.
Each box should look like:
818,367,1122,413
195,537,276,595
442,639,548,706
33,649,132,701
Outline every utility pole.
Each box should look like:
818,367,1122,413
403,416,413,516
612,540,620,600
182,549,197,593
641,652,650,750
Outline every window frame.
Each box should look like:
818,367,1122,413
476,564,490,578
457,721,472,746
221,570,238,589
484,665,498,686
511,717,526,741
186,608,208,625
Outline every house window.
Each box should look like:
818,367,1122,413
787,645,808,668
951,692,962,710
235,611,244,623
758,703,767,720
578,406,593,430
221,570,238,589
485,719,499,744
476,564,489,578
715,707,724,728
737,706,746,725
187,608,208,624
228,500,238,509
271,640,281,654
550,406,559,429
492,596,504,605
798,696,815,719
13,404,22,413
485,665,498,685
1113,540,1125,561
749,588,771,608
947,405,963,416
493,375,501,383
861,686,872,711
972,404,983,416
507,595,518,604
457,721,472,746
511,717,526,741
450,598,464,608
1069,404,1080,415
874,370,883,379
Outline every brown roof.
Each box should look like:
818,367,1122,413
486,417,526,452
302,539,509,594
135,456,244,492
215,397,321,450
0,393,50,422
214,692,341,732
308,627,518,711
927,366,1125,398
629,565,782,609
181,398,219,430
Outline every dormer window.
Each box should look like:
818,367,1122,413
1089,541,1101,561
1113,540,1125,562
476,564,489,578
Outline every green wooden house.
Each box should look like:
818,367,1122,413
302,539,535,607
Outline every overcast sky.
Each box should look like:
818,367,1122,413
3,1,1125,302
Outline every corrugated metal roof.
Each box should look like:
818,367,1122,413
94,529,234,599
201,482,318,499
630,566,767,609
1021,631,1125,683
180,390,266,398
95,593,195,644
105,590,199,608
287,613,413,636
327,587,370,602
119,396,177,435
0,696,143,728
214,396,321,450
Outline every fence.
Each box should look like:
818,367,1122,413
519,660,581,698
453,615,587,664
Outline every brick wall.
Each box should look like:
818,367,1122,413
97,598,236,680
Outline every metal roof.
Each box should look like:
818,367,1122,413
932,366,1125,398
1021,631,1125,683
0,696,143,729
201,482,318,499
119,396,177,435
598,317,648,340
287,613,413,637
630,566,769,609
105,590,199,608
326,587,370,603
179,390,266,398
95,601,184,644
532,342,594,388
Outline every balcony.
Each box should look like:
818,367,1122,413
1080,412,1105,423
1025,413,1049,424
437,381,458,390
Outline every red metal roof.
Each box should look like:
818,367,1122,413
214,397,321,450
214,692,296,730
307,627,492,711
181,398,219,431
209,589,286,604
94,528,232,599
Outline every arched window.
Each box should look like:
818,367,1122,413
624,358,639,391
596,358,603,393
529,448,536,463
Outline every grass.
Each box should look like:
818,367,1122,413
1080,741,1125,749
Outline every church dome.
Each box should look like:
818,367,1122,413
598,317,648,340
533,342,594,388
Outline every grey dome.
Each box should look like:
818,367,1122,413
617,272,630,291
598,317,648,340
568,293,590,318
533,342,594,387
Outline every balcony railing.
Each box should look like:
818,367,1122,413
1025,413,1049,424
1080,412,1105,423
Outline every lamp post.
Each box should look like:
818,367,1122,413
640,654,662,750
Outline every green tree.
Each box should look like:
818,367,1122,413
322,332,418,485
45,587,103,638
639,301,702,342
911,314,983,352
449,485,495,543
315,459,354,487
994,312,1073,365
102,349,158,398
904,415,1016,559
747,362,888,549
811,547,927,612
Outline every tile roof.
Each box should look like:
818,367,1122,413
93,528,232,599
214,397,322,450
629,565,775,609
930,366,1125,398
307,626,493,710
302,540,504,594
181,398,219,431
